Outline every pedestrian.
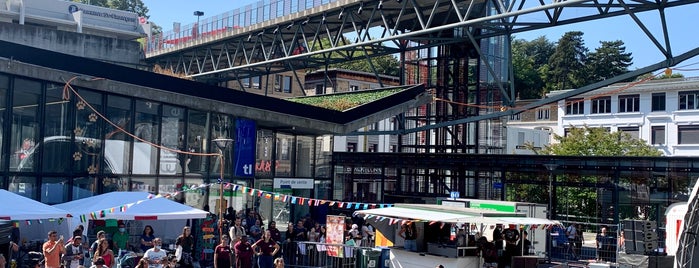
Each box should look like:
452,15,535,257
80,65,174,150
93,238,114,268
175,226,195,268
143,238,167,268
234,234,254,268
214,235,232,268
63,236,85,268
43,231,65,268
252,230,280,268
273,258,284,268
398,222,417,252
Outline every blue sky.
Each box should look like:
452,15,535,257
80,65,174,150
142,0,699,77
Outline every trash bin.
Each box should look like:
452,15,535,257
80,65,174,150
356,249,382,268
378,247,391,268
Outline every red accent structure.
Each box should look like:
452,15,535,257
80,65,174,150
134,216,158,220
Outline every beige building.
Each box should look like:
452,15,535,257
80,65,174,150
225,70,306,98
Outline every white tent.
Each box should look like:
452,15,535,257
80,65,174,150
54,191,208,221
0,189,71,220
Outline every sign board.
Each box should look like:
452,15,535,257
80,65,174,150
470,201,516,213
234,118,256,177
493,182,503,189
273,178,314,189
450,191,460,199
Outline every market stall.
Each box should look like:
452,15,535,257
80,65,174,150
0,189,72,250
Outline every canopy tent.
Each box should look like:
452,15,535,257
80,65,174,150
54,191,208,221
0,189,71,220
354,204,559,226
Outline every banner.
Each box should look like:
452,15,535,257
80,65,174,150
326,215,346,257
234,118,256,177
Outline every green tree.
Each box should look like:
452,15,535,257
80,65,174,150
110,0,150,18
545,31,589,92
309,37,401,77
587,40,633,82
511,37,553,99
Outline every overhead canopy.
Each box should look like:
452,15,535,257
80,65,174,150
54,192,208,220
0,189,72,220
354,204,559,226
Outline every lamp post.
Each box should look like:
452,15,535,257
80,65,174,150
193,11,204,37
543,163,558,262
213,137,233,241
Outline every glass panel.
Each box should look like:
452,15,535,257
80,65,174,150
9,176,37,200
187,110,209,174
275,133,293,177
73,177,97,200
256,129,274,178
161,105,186,175
158,177,183,198
105,95,132,175
133,100,161,175
41,177,70,204
11,78,41,172
102,176,127,193
131,177,157,193
315,136,332,178
184,177,206,209
296,136,313,177
0,75,8,171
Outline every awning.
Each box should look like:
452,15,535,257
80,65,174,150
0,189,71,220
354,204,559,226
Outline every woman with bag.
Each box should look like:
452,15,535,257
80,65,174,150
175,227,194,268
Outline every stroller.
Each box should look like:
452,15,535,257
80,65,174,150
117,252,139,268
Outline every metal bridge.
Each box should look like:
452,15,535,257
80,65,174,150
146,0,699,140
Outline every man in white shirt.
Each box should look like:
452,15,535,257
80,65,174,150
143,238,168,268
63,236,84,268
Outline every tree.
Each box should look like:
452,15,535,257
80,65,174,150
586,40,633,82
511,37,553,99
545,31,589,92
71,0,149,18
309,36,401,77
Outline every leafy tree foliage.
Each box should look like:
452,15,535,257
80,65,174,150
586,40,633,82
538,125,662,157
511,37,553,99
308,36,401,77
545,31,588,92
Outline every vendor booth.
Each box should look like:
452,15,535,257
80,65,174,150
0,189,72,252
54,192,209,252
354,204,560,268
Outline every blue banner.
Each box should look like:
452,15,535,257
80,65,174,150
234,118,256,177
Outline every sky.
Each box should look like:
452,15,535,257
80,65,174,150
142,0,699,77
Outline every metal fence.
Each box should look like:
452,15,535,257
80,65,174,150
280,241,385,268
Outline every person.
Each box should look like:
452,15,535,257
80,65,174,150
398,222,418,252
348,224,360,239
361,224,375,246
436,265,444,268
112,223,130,252
273,257,284,268
492,224,504,256
249,220,263,242
17,138,34,160
566,223,579,258
93,238,114,268
516,231,532,256
293,220,307,242
90,257,106,268
234,235,254,268
0,253,6,268
267,221,282,243
143,238,167,268
43,230,65,268
283,222,296,265
134,258,149,268
307,227,319,243
213,235,232,268
503,224,520,257
90,230,106,261
252,230,280,268
477,236,498,268
229,218,247,246
596,227,614,262
63,236,85,268
575,224,584,257
175,226,195,268
140,226,156,253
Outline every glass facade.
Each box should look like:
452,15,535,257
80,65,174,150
0,74,319,209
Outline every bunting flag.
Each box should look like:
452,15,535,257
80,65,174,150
80,214,87,223
37,219,43,224
25,220,31,225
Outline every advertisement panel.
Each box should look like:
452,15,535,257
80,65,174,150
326,215,346,257
234,118,256,177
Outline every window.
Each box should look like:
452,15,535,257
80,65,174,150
349,85,359,92
282,76,292,93
537,108,550,120
678,125,699,144
618,127,639,139
679,91,699,110
368,144,378,152
651,93,666,112
566,98,584,115
618,94,640,113
517,132,525,146
241,78,250,88
591,96,611,114
651,126,665,145
347,142,357,152
315,84,324,95
251,76,261,89
274,75,282,91
509,113,521,121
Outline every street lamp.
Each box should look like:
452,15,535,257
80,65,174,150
213,137,233,240
543,163,558,263
193,11,204,37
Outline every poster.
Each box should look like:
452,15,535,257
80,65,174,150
326,215,346,257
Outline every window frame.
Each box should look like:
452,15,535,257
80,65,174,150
618,94,640,113
591,96,612,114
565,98,584,115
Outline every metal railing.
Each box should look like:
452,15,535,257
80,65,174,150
279,241,383,268
145,0,341,54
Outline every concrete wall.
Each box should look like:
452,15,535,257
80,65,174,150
0,21,143,66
